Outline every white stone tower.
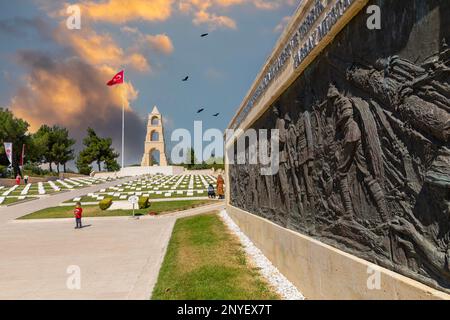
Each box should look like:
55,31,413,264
141,106,168,166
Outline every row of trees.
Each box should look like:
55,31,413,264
180,148,224,170
76,128,120,175
33,125,75,173
0,108,120,176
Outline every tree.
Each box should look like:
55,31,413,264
32,125,53,171
28,127,49,164
55,127,75,173
32,125,75,173
50,126,75,173
77,128,120,173
183,148,197,169
76,154,92,175
0,108,31,176
205,156,224,165
105,158,120,172
205,156,224,170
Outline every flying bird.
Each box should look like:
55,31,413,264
213,113,220,117
182,76,189,81
201,33,209,37
197,108,205,113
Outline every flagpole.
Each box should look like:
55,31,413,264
121,85,125,170
107,70,125,171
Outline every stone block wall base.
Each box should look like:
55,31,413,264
226,205,450,300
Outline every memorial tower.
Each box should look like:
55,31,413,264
141,106,168,166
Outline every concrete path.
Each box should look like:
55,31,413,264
0,217,175,299
11,202,225,225
0,186,224,300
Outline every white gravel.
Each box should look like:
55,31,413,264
219,210,305,300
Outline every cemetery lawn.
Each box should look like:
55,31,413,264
18,200,215,220
152,213,280,300
63,192,208,203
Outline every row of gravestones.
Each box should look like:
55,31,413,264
0,177,113,205
69,174,217,203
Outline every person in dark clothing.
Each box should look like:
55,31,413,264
207,183,216,198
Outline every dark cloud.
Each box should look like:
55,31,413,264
10,50,146,165
0,16,53,40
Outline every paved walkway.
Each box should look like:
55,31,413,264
0,177,224,299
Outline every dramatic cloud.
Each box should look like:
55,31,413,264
9,51,146,164
179,0,237,30
253,0,278,10
3,0,296,167
121,27,174,55
54,26,151,72
75,0,174,24
216,0,284,9
55,0,295,31
180,0,291,10
178,0,295,30
193,11,237,30
0,17,52,39
145,34,174,55
1,7,177,165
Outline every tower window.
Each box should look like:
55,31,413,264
151,116,160,125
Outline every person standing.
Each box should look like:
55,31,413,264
207,183,216,199
74,202,83,229
15,174,21,186
24,175,29,185
217,175,225,199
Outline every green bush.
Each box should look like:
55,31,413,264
138,197,151,209
99,198,113,210
23,163,50,176
0,165,7,178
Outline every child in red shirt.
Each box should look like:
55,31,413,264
74,202,83,229
15,175,21,185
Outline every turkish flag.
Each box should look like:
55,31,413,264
107,70,124,86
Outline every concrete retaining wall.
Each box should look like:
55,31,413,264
226,205,450,300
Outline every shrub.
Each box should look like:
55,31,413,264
23,165,45,177
138,196,150,209
99,198,113,210
0,165,8,178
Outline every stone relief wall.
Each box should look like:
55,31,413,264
229,0,450,292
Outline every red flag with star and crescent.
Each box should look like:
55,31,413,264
107,70,124,86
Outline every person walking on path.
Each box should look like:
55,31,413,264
74,202,83,229
24,175,29,185
217,175,225,199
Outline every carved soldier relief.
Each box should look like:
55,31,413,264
229,1,450,292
